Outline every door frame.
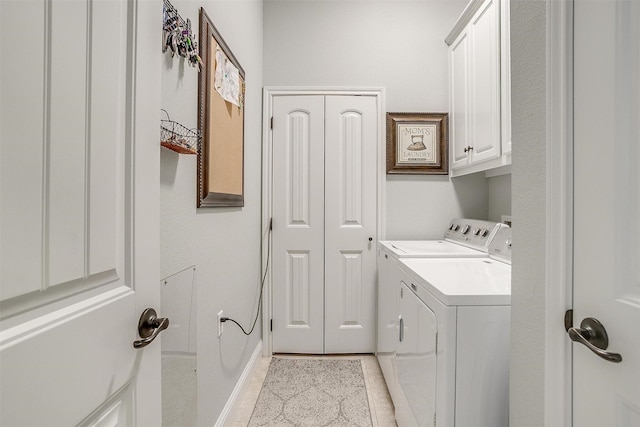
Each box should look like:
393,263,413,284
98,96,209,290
545,1,573,426
261,87,386,356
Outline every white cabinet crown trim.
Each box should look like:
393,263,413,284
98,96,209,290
445,0,488,46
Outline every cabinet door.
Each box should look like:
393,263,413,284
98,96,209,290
469,0,501,163
450,29,471,170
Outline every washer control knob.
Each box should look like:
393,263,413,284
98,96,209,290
461,225,470,235
472,228,480,236
480,228,489,237
449,223,455,230
453,224,460,231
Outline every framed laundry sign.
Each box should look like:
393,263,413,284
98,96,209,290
197,8,246,207
386,112,448,175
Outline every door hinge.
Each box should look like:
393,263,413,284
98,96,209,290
270,117,273,129
270,319,273,332
433,412,436,426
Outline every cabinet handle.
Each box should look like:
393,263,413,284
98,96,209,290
464,146,474,153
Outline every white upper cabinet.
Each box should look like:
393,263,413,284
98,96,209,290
446,0,511,176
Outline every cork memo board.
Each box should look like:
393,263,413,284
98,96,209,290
197,8,245,207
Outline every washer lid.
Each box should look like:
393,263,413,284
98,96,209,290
378,240,487,258
400,258,511,306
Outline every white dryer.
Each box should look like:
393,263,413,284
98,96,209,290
395,227,512,427
376,219,504,410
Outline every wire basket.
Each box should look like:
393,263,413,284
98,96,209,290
160,109,201,155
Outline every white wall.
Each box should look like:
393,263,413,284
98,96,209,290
509,1,547,426
264,0,489,239
160,1,263,425
488,174,512,222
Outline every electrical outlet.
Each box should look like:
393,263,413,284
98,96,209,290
217,310,224,337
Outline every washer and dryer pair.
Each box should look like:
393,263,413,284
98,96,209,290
377,219,512,427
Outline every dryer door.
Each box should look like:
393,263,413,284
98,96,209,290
396,281,438,427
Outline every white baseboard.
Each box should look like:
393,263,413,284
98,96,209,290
214,340,263,427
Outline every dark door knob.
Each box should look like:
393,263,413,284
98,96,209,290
566,316,622,363
133,308,169,349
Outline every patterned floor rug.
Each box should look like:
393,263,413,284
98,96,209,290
248,358,373,426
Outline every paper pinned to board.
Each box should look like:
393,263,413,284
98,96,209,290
214,46,240,107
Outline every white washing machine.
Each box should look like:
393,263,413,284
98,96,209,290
395,226,512,427
376,219,504,411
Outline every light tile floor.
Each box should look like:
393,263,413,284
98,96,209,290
225,354,397,427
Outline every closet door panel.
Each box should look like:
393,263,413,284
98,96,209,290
324,96,377,353
272,96,325,354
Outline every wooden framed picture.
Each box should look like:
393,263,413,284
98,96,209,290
197,8,246,207
386,112,449,175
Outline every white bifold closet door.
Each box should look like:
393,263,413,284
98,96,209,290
272,95,377,354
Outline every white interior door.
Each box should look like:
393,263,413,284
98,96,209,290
324,95,377,353
271,94,377,354
572,1,640,425
0,1,161,425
